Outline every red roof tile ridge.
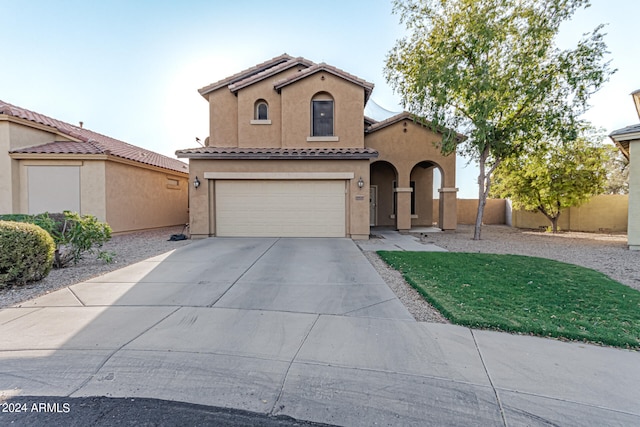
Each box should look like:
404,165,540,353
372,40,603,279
1,99,188,173
0,99,86,140
198,53,294,96
228,57,315,93
273,63,374,102
175,146,378,154
366,111,466,141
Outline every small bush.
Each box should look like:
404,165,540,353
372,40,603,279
55,212,112,267
0,212,113,268
0,221,55,285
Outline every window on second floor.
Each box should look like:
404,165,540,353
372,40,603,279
255,100,268,120
311,94,334,137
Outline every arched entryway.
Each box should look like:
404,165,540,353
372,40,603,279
369,161,398,227
410,161,444,227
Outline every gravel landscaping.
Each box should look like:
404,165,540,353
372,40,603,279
1,226,192,308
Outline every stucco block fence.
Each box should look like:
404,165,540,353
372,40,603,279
432,195,628,232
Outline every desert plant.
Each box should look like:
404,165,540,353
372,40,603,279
0,212,113,268
0,220,55,285
53,212,112,268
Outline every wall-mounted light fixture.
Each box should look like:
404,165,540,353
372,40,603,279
193,176,201,189
357,177,364,189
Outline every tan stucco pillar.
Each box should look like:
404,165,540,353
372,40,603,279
438,187,458,230
395,188,412,231
628,140,640,250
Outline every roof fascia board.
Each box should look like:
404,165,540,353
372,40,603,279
9,153,108,161
274,66,374,99
632,89,640,119
366,112,466,142
176,152,377,160
10,152,189,175
610,130,640,141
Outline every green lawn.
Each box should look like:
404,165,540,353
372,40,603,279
378,251,640,348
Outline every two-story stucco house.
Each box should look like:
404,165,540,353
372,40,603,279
177,54,460,239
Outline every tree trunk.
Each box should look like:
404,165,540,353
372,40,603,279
473,149,487,240
538,206,560,233
474,147,500,240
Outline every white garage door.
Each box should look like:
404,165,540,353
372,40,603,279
215,180,346,237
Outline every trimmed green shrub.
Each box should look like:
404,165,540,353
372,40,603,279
0,221,55,285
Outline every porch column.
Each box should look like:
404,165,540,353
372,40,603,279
629,140,640,250
395,187,413,232
438,187,458,230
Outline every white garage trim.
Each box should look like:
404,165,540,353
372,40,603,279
215,180,346,237
204,172,354,180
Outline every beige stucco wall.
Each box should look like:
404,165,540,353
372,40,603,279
12,157,187,234
280,71,365,148
105,161,189,233
236,68,302,148
510,194,628,232
206,88,238,147
629,140,640,249
206,69,365,150
188,159,370,239
0,121,13,213
453,199,507,225
366,120,457,230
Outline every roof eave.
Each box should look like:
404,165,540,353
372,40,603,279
176,152,378,161
608,135,631,159
228,58,315,94
274,66,374,100
198,54,294,98
366,112,467,142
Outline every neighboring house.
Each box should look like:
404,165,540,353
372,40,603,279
1,100,189,233
610,89,640,250
177,54,460,239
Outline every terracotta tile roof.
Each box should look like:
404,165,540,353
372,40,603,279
364,115,378,128
274,63,374,103
228,57,315,93
366,112,466,142
176,146,378,160
11,140,104,155
2,100,189,174
199,55,375,103
198,53,294,96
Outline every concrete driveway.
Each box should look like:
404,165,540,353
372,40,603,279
1,237,639,426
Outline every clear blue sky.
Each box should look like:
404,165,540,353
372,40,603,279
1,0,637,198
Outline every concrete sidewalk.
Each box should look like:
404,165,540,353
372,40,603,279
0,237,638,426
357,228,448,252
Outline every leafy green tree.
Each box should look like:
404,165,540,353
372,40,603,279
385,0,614,239
603,145,629,195
490,132,608,233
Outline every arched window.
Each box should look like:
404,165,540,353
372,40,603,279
255,100,268,120
311,93,334,137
